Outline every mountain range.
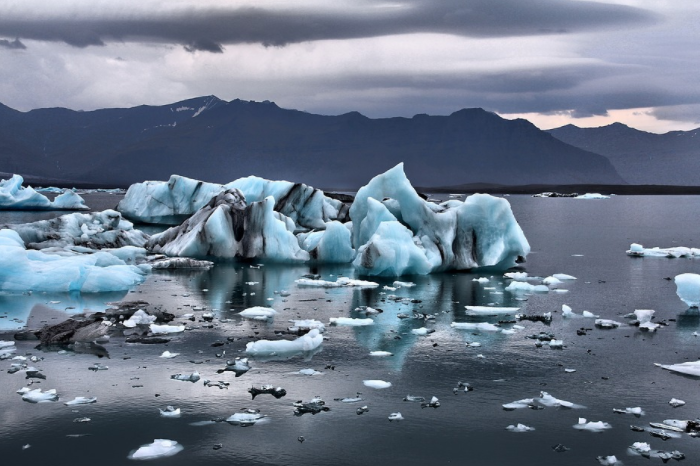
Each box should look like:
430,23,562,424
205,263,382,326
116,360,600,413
548,123,700,186
0,96,626,189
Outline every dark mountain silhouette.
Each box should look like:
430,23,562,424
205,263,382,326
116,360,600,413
0,96,624,189
549,123,700,185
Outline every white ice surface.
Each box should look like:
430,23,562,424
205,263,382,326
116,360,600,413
245,328,323,355
675,273,700,307
128,439,184,460
239,307,277,320
574,418,612,432
330,317,374,326
363,380,392,389
655,360,700,377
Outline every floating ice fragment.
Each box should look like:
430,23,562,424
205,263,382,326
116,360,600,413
505,282,549,293
335,394,363,403
464,305,520,315
295,277,379,288
170,371,200,383
506,423,535,432
248,385,287,399
218,358,251,377
451,322,500,332
411,327,434,336
393,281,415,287
287,319,326,334
574,418,612,432
159,406,181,418
669,398,686,407
363,380,391,389
64,397,97,406
565,368,576,373
553,273,576,280
539,392,584,409
549,340,564,349
296,368,322,376
543,276,562,285
21,388,58,403
239,307,277,320
655,360,700,377
123,310,156,328
160,351,179,359
245,329,323,356
404,395,426,402
226,410,267,425
370,351,393,357
675,273,700,308
502,399,535,410
472,277,490,283
329,317,374,326
149,324,185,335
128,439,184,460
293,397,330,415
504,272,528,281
388,412,403,421
633,309,659,331
420,396,440,409
613,407,644,416
595,319,622,329
596,455,620,465
575,193,610,199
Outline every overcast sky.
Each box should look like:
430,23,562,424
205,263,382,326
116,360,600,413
0,0,698,133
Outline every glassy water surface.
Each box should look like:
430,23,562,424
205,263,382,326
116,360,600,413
2,194,700,465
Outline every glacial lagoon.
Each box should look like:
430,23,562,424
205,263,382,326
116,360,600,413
2,193,700,465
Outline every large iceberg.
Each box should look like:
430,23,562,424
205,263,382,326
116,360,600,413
0,229,148,292
141,164,529,276
0,175,88,211
118,174,350,228
147,190,309,262
5,210,149,250
350,164,529,275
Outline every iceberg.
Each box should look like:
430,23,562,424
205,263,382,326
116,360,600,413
633,309,660,331
147,191,309,262
128,439,183,460
297,221,355,263
21,388,59,403
149,323,185,335
245,328,323,356
349,164,529,275
0,229,148,293
6,210,149,250
0,175,89,211
295,277,379,288
575,193,610,199
675,273,700,307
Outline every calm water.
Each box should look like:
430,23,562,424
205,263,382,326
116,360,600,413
2,194,700,465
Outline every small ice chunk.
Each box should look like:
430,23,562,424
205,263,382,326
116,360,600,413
451,322,500,332
64,397,97,406
369,351,393,357
411,327,434,336
504,272,528,281
159,406,181,418
226,412,266,425
669,398,686,407
543,276,562,285
574,418,612,432
393,281,415,287
539,392,584,409
565,368,576,373
21,388,58,403
160,351,179,359
295,277,379,288
549,339,564,349
150,324,185,335
329,317,374,326
675,273,700,307
634,309,659,331
582,311,598,318
388,412,403,421
245,328,323,355
464,305,520,315
239,307,277,320
472,277,490,283
288,319,326,333
296,368,322,376
170,371,200,383
595,319,621,329
502,398,535,410
597,455,620,465
123,310,156,328
506,423,535,432
505,282,549,293
613,407,644,416
128,439,183,460
363,380,392,389
553,273,576,280
575,193,610,199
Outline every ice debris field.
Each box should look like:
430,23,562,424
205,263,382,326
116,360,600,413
3,168,700,465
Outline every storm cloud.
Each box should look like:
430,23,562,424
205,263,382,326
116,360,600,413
0,0,655,51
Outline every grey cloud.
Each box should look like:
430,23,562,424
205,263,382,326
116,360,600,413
649,104,700,125
0,1,655,50
0,38,25,49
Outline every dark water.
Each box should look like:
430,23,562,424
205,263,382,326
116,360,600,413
2,194,700,465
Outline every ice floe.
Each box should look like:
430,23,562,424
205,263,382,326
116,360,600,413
149,324,185,335
20,388,59,403
159,406,181,418
506,423,535,432
595,319,622,329
627,243,700,258
369,351,393,357
170,371,200,383
388,412,404,421
64,397,97,406
295,277,379,288
128,439,183,460
226,411,267,425
575,193,610,199
363,380,392,389
123,310,156,328
573,418,612,432
669,398,686,407
464,305,520,315
330,317,374,326
239,306,277,320
160,351,179,359
287,319,326,334
245,328,323,356
451,322,500,332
